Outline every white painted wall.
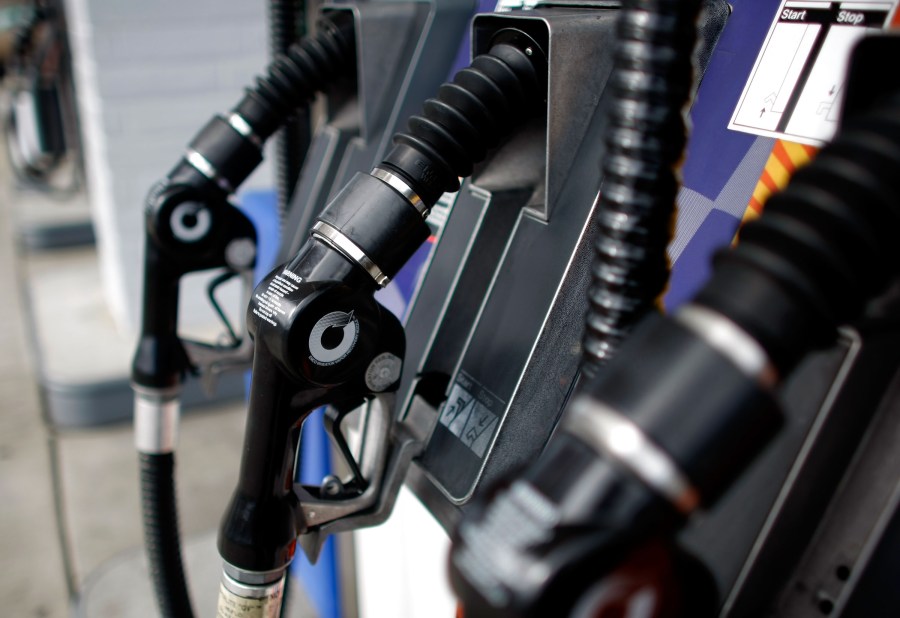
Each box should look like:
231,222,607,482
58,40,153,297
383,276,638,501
64,0,274,335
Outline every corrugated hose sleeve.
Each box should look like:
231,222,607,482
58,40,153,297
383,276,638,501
140,452,194,618
582,0,703,377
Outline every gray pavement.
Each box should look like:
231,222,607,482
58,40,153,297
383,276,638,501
0,162,73,616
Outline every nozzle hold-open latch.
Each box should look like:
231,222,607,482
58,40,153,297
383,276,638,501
295,391,437,562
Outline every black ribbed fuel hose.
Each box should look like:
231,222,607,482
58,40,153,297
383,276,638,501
697,97,900,373
141,453,193,618
269,0,309,224
570,96,900,514
168,11,354,194
308,32,546,284
232,11,354,143
140,15,354,618
582,0,702,378
379,30,547,208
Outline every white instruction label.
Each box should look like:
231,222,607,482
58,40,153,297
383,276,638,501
729,1,897,146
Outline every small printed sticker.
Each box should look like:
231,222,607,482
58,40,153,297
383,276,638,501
438,372,504,458
729,0,897,145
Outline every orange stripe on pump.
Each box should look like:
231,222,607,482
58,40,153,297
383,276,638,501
735,139,820,242
784,141,816,168
772,141,796,173
751,178,773,206
759,169,779,194
766,156,792,189
748,196,764,215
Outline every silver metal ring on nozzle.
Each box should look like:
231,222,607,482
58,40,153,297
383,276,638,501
564,397,701,516
371,167,428,216
222,562,287,587
133,391,180,454
186,149,234,194
227,113,262,148
675,303,778,389
311,221,390,287
218,569,286,615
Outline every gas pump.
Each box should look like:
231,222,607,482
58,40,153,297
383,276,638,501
129,0,900,615
213,0,736,612
398,0,727,526
449,33,900,615
215,25,548,612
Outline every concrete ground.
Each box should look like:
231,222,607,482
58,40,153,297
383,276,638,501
0,160,73,616
0,158,315,615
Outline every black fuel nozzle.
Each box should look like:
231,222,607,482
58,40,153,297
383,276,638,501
131,174,259,618
217,29,549,611
217,180,425,579
131,10,356,400
450,41,900,617
133,14,357,618
131,178,257,393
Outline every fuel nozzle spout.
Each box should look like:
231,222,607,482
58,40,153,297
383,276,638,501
216,569,287,618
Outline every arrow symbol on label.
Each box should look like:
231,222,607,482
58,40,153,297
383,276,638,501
760,108,766,118
336,310,355,327
829,85,836,96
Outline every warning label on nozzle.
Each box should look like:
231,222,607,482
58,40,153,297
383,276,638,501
252,271,301,327
729,0,897,146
